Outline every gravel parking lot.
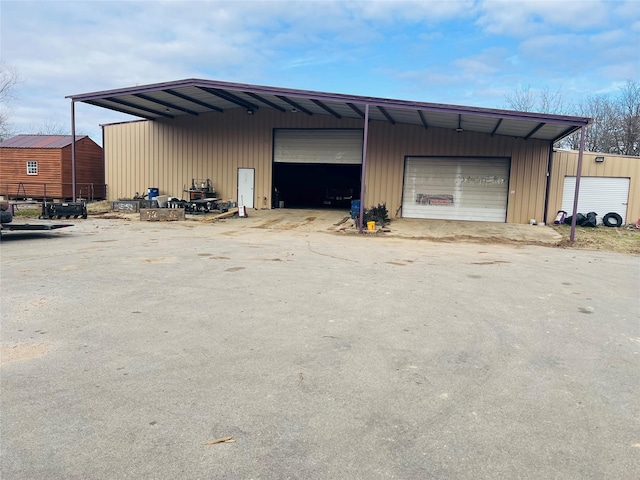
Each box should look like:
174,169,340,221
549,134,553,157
1,218,639,479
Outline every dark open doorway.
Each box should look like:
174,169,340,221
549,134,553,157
272,163,361,209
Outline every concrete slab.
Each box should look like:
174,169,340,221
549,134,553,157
207,208,562,245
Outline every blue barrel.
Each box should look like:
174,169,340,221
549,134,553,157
350,200,361,219
147,187,159,200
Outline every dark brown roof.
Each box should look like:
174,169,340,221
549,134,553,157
0,135,87,149
68,78,592,142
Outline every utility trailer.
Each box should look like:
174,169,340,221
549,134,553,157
1,208,73,237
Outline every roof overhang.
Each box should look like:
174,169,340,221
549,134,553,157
67,79,592,142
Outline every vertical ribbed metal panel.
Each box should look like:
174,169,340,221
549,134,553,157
104,110,551,223
402,157,509,221
547,150,639,225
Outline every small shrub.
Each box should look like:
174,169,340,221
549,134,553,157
356,203,390,226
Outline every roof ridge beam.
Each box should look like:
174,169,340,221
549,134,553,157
347,103,364,118
85,100,158,121
198,87,259,111
491,118,503,137
165,89,223,113
276,96,313,115
106,97,173,118
243,92,286,112
310,99,341,119
418,110,428,129
551,126,580,144
133,93,199,116
377,106,396,125
524,122,545,140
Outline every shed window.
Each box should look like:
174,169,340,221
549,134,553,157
27,161,38,175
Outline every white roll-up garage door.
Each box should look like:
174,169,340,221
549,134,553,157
402,157,510,222
561,176,630,224
274,129,363,164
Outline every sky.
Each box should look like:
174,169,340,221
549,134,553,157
1,0,639,143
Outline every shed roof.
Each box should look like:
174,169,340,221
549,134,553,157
68,79,592,142
0,135,88,149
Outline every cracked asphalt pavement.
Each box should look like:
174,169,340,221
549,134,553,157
1,218,639,479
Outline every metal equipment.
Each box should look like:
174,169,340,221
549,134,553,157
167,197,229,214
186,179,216,200
41,201,87,219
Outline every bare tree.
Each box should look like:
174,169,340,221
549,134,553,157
29,119,70,136
537,86,565,114
506,81,640,156
566,95,617,152
0,63,21,141
565,81,640,156
504,85,565,114
504,85,536,112
614,80,640,156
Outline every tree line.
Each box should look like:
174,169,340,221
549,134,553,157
505,81,640,156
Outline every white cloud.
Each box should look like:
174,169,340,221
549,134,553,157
453,48,510,76
0,0,638,142
476,0,614,36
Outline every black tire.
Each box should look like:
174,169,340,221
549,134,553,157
602,212,623,227
0,210,12,224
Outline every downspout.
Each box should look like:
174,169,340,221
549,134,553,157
569,125,586,243
71,100,76,201
543,142,554,225
358,104,370,234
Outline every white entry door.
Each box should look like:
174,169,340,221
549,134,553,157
238,168,255,209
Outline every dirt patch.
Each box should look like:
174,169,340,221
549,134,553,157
254,217,285,229
470,261,511,265
553,225,640,255
225,267,245,272
1,343,50,366
91,213,132,220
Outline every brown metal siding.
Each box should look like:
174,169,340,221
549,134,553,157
60,138,106,199
547,150,640,224
0,138,104,200
0,148,64,198
104,109,550,223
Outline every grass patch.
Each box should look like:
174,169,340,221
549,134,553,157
12,206,41,219
552,224,640,255
86,200,111,214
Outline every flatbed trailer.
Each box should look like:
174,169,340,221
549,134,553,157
1,209,72,237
